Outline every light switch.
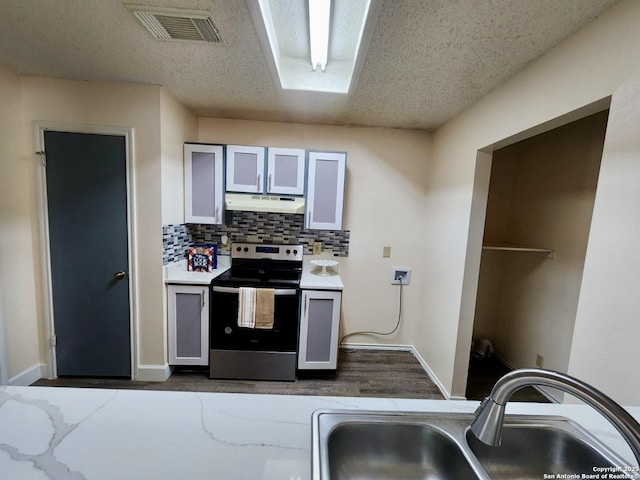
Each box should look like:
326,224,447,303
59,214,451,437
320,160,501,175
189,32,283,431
383,246,391,258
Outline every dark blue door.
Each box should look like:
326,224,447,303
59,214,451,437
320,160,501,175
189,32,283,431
45,131,131,377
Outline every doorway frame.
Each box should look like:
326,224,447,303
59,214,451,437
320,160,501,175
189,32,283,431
452,98,612,399
34,121,138,380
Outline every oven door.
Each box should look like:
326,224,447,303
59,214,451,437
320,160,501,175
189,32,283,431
210,286,300,352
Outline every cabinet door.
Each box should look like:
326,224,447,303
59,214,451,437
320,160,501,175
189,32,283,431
168,285,209,366
184,143,224,224
267,147,306,195
226,145,265,193
298,290,341,370
306,151,346,230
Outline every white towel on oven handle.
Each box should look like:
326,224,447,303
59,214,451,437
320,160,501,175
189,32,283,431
237,287,256,328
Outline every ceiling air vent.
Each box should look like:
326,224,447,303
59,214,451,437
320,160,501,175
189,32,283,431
125,4,225,43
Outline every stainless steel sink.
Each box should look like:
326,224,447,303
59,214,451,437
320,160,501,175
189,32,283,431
327,422,478,479
312,410,634,480
466,424,628,480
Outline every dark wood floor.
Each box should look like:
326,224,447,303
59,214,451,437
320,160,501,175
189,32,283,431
466,356,550,403
32,350,550,402
33,350,444,399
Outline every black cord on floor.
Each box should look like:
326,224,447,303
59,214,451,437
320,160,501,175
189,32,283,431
339,279,403,352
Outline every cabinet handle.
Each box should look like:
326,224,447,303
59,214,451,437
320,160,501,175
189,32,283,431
201,290,205,310
268,174,272,192
307,210,311,228
257,174,261,192
215,206,219,223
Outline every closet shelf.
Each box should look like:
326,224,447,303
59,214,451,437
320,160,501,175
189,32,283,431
482,242,555,259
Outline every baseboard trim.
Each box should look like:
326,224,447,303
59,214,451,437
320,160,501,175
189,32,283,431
407,347,454,400
341,343,453,400
9,363,47,386
136,364,172,382
8,363,173,384
340,342,413,352
495,354,560,403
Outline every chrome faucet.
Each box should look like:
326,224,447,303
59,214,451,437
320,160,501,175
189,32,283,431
469,368,640,465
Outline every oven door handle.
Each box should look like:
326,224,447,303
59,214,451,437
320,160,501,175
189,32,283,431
212,286,298,296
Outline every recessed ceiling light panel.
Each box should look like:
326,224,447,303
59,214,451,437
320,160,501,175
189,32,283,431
248,0,381,94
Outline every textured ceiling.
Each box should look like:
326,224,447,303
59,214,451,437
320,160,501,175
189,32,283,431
0,0,621,130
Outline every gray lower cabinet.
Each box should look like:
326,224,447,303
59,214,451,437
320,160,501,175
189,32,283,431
168,284,209,366
298,290,342,370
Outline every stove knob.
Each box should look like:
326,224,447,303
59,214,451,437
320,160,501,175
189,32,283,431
236,246,241,252
286,249,291,255
293,249,298,255
244,247,249,252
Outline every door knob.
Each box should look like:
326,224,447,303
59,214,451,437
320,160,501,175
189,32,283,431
113,271,127,280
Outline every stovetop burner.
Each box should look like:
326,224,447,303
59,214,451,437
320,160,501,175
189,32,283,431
212,242,303,288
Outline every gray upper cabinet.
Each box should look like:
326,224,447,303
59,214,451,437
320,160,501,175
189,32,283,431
226,145,266,193
266,147,306,195
184,143,224,224
306,151,346,230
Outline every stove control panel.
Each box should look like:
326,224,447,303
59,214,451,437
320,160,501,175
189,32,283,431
231,243,304,261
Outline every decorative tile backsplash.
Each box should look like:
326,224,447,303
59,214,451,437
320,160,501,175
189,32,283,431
162,211,349,264
162,224,191,264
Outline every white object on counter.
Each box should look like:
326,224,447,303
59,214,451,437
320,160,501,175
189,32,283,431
310,259,339,276
301,258,344,290
1,386,639,480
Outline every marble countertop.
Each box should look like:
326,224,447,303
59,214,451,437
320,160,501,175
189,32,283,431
1,386,639,480
164,256,343,290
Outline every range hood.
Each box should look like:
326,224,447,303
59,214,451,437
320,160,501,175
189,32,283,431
225,193,305,214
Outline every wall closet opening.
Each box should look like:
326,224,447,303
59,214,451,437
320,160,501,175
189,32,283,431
465,109,610,402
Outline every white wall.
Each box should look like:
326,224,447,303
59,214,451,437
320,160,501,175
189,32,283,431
13,77,166,377
568,74,640,405
475,112,607,381
198,118,432,349
426,0,640,398
0,65,42,381
161,90,198,225
0,66,21,384
0,286,6,385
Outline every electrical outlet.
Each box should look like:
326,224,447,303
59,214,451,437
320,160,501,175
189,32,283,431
313,242,322,255
391,267,411,285
383,246,391,258
536,354,544,368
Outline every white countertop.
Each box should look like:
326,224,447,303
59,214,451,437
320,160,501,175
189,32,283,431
300,258,344,290
1,386,638,480
164,256,344,290
164,257,231,285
